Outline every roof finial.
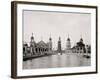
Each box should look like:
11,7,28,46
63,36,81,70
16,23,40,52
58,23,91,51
67,34,70,41
31,33,34,40
49,34,52,40
80,34,82,38
59,36,61,40
80,34,83,42
32,33,33,36
50,34,51,38
68,34,69,38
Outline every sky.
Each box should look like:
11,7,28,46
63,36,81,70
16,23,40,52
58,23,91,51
23,10,91,50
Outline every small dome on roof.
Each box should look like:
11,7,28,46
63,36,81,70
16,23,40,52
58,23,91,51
67,35,70,41
67,37,70,41
80,38,83,42
49,37,52,40
31,36,34,39
31,33,34,40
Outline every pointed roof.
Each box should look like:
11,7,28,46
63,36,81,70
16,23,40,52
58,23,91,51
38,40,46,46
59,36,61,41
49,34,52,40
67,34,70,41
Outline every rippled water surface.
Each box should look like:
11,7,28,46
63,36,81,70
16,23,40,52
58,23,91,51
23,53,91,69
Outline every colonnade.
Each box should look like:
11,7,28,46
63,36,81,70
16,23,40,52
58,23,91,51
30,47,49,55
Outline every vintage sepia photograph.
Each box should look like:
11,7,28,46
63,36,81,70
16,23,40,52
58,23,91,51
11,1,97,78
23,10,91,69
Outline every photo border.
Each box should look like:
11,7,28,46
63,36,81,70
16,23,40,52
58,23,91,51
11,1,98,79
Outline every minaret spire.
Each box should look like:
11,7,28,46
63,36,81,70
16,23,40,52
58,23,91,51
80,34,82,38
50,34,51,38
49,34,52,40
68,34,69,38
80,34,83,42
67,34,70,41
59,36,61,41
32,33,33,36
31,33,34,41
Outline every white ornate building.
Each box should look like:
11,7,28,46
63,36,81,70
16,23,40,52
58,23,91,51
23,33,52,56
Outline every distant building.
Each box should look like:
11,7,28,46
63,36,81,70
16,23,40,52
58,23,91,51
72,38,85,53
85,45,91,53
23,34,91,56
57,37,62,53
23,33,52,56
48,36,52,52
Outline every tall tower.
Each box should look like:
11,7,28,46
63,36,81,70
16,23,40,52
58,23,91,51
66,36,71,49
30,33,36,55
57,37,62,53
30,33,34,46
66,35,71,53
48,36,52,52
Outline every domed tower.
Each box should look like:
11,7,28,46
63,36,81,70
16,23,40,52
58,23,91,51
30,33,35,47
57,37,62,53
31,33,34,42
30,33,36,55
66,35,71,53
76,36,85,53
66,36,71,49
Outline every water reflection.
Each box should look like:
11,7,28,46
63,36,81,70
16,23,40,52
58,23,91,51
23,53,91,69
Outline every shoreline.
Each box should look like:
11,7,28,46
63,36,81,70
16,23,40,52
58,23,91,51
23,53,56,61
23,53,91,61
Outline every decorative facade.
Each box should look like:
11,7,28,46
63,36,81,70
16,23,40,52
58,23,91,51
23,33,52,57
23,34,91,57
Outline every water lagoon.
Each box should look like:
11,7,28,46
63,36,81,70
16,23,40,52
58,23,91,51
23,53,91,69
